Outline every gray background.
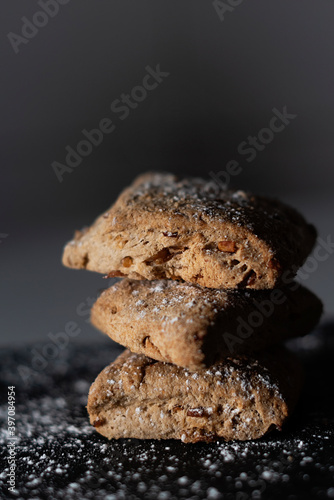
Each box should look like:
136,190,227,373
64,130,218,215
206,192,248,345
1,0,333,348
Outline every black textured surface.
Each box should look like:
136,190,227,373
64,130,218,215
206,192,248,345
1,324,334,500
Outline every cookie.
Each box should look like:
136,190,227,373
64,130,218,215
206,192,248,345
91,279,322,370
62,172,316,289
87,348,303,442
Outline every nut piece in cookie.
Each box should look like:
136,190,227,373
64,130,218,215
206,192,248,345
87,348,303,442
62,172,317,289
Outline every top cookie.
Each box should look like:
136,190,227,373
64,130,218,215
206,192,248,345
62,172,316,289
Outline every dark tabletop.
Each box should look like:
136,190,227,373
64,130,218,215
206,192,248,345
1,323,334,500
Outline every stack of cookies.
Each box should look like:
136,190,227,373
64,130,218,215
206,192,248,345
62,173,322,442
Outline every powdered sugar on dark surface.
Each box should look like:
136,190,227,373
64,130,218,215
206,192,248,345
0,323,333,500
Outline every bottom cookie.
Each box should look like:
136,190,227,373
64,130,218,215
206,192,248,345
87,348,303,443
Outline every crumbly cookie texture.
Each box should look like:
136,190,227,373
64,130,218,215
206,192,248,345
87,348,303,442
91,280,322,370
62,172,316,290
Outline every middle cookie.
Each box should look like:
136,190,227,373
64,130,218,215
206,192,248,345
91,279,322,370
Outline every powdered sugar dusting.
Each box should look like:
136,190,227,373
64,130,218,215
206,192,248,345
0,325,333,499
112,279,232,326
125,173,305,240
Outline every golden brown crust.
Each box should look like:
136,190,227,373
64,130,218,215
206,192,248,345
91,279,322,370
87,348,303,442
62,172,317,290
